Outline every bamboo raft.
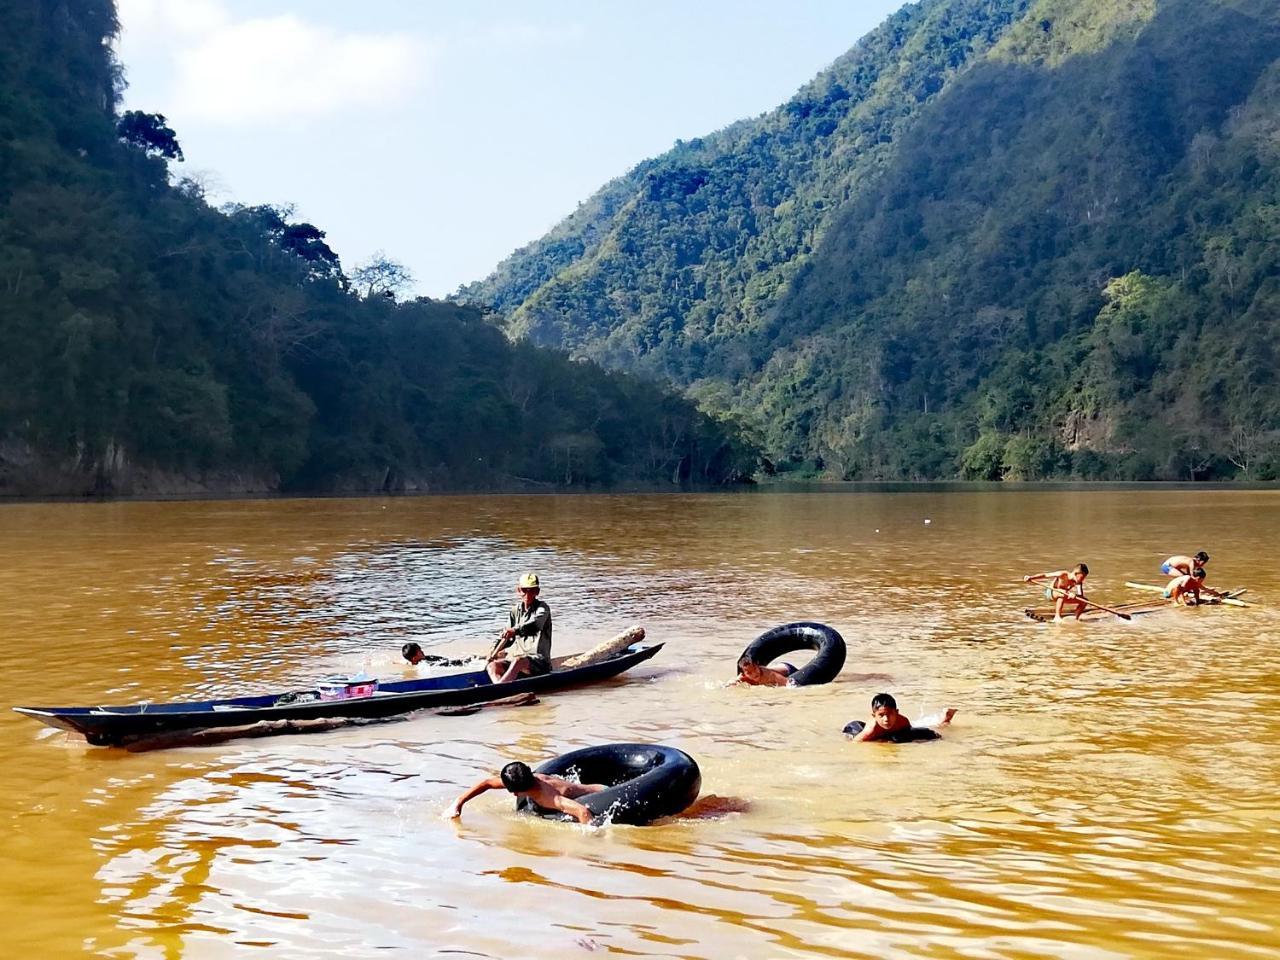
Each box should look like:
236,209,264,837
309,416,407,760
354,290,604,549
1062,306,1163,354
1024,587,1248,623
1123,582,1249,607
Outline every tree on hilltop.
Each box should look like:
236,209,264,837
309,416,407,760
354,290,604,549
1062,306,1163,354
116,110,183,161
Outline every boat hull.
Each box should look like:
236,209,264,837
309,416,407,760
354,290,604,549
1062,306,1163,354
14,643,663,746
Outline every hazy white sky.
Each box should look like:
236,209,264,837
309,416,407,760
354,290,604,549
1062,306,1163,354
116,1,903,296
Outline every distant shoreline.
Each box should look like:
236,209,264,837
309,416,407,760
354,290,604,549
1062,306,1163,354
2,477,1276,507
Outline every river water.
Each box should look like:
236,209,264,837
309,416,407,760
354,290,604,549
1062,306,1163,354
1,488,1277,959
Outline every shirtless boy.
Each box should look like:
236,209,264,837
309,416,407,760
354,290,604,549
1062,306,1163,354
846,693,957,743
1164,567,1225,606
1161,551,1209,577
734,654,796,687
449,761,606,824
1023,564,1090,621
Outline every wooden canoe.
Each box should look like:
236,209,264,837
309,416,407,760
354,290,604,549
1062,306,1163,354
13,643,663,747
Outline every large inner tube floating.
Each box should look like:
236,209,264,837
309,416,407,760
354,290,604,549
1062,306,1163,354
842,720,941,743
517,743,701,825
741,621,846,686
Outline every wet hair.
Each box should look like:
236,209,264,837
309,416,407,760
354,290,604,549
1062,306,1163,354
1195,551,1210,564
1192,567,1206,580
737,654,759,674
871,692,897,711
500,761,535,793
1073,563,1089,576
401,642,424,662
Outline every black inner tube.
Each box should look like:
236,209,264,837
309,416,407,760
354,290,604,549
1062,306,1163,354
516,743,701,825
843,720,941,743
741,621,846,686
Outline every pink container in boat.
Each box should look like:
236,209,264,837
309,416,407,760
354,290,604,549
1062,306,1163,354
317,676,379,701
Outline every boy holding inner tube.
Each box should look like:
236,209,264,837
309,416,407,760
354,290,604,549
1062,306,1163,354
448,761,605,823
846,693,957,743
733,654,797,686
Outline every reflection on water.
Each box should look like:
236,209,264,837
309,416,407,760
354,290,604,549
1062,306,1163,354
0,490,1278,958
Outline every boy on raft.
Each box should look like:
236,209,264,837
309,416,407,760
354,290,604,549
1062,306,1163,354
1161,551,1209,577
1023,564,1089,621
1164,567,1226,606
449,761,605,824
845,693,956,742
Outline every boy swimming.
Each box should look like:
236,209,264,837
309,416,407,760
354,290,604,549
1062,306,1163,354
845,693,957,743
733,653,797,687
449,761,606,823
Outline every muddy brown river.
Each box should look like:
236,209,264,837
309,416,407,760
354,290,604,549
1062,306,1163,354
1,488,1277,958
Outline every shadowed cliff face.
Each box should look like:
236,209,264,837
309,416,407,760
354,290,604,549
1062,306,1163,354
463,0,1280,481
0,1,757,497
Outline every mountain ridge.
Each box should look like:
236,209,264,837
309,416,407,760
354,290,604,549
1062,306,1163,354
460,0,1280,481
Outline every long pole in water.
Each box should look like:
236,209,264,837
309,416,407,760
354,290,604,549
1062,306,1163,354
1124,581,1249,607
1036,585,1133,621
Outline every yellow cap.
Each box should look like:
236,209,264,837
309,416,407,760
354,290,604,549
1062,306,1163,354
518,572,540,589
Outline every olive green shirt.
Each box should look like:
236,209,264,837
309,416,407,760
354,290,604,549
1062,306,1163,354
505,598,552,662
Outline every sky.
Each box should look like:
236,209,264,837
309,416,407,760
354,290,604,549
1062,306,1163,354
115,1,904,297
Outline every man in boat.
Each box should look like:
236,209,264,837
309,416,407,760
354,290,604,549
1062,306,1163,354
1161,551,1209,577
486,572,552,683
1022,564,1089,621
1164,567,1226,606
448,760,605,823
846,693,956,743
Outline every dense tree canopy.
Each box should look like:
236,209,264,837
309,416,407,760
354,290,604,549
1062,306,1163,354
115,110,182,161
0,0,755,496
461,0,1280,481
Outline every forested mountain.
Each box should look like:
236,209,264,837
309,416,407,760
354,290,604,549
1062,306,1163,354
0,0,754,496
460,0,1280,481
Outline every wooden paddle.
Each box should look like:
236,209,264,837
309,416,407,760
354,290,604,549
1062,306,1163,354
484,634,508,662
1036,585,1132,620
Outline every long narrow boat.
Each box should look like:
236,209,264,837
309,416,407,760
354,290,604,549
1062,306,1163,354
1024,589,1246,623
13,643,663,747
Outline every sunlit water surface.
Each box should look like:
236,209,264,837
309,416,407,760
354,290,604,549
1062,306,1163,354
1,489,1278,959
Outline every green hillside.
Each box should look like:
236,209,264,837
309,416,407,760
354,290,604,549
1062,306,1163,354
460,0,1280,481
0,0,754,496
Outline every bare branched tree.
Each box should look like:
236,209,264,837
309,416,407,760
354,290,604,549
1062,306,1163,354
352,252,414,301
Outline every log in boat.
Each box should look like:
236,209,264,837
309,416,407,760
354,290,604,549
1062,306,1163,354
13,642,663,747
1024,589,1247,623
